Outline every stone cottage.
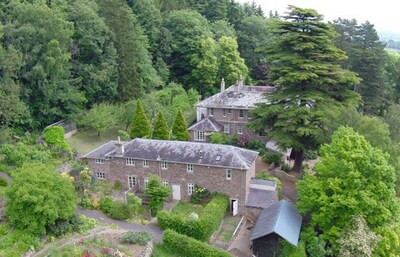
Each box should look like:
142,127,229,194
188,78,275,143
82,138,259,215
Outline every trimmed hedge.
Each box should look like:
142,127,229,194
99,196,131,220
158,194,229,241
163,229,232,257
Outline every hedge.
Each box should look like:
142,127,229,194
163,229,232,257
157,194,229,241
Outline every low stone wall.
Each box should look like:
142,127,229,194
270,169,298,183
140,240,154,257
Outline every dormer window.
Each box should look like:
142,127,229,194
95,158,104,164
126,158,135,166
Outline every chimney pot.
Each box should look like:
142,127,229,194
115,139,124,155
220,78,225,92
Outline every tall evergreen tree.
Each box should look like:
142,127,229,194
332,19,389,115
152,111,169,140
98,0,162,100
171,109,189,141
250,6,360,173
130,100,151,138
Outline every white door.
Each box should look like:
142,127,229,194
172,185,181,200
232,200,238,216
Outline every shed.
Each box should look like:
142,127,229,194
251,200,302,257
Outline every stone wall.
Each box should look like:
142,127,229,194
140,240,153,257
86,157,250,214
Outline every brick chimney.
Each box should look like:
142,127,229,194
220,78,225,92
115,136,124,155
238,75,244,87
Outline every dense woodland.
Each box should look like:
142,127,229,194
1,0,400,256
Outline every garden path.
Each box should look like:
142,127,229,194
77,208,163,243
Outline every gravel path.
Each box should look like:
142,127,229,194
77,208,163,243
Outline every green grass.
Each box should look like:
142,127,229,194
66,125,124,154
171,202,204,216
152,244,180,257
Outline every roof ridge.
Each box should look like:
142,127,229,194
273,200,287,233
82,140,116,158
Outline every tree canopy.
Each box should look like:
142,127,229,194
130,100,151,139
297,126,400,248
6,162,77,235
250,6,360,172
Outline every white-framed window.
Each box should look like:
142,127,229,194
238,125,243,135
143,160,149,167
188,183,194,195
128,176,136,188
144,178,149,189
163,180,169,187
194,131,205,141
210,108,214,116
126,158,135,166
238,109,244,118
224,124,230,134
161,161,168,169
228,109,231,115
223,109,226,117
187,164,193,172
95,158,104,164
226,169,232,180
96,172,105,179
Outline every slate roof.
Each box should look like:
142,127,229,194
187,116,223,132
83,138,259,170
251,200,302,246
196,85,274,109
246,178,278,209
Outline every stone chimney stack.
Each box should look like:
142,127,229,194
220,78,225,92
238,75,244,87
115,136,124,155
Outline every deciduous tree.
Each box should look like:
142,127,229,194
6,163,77,235
81,102,117,136
297,127,400,247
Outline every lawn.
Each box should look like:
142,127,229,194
171,202,204,216
66,125,125,154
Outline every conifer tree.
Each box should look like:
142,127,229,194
250,6,360,173
130,100,151,138
171,109,190,141
152,111,169,140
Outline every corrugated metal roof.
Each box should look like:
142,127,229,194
250,200,302,246
82,138,259,170
196,85,274,109
187,116,223,132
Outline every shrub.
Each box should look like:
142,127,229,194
42,126,71,152
262,152,282,166
99,196,113,213
304,149,318,160
120,231,152,245
46,219,72,236
163,229,232,257
145,175,171,216
282,163,291,172
0,177,8,187
127,193,142,214
247,139,265,151
113,180,122,190
107,201,131,220
158,194,229,241
190,185,211,204
79,195,94,209
209,132,229,144
71,215,97,233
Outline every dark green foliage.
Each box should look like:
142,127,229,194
42,125,70,152
280,239,307,257
99,196,113,214
157,194,229,241
262,152,281,166
152,111,170,140
6,163,77,235
281,164,290,173
98,0,162,100
1,142,52,167
0,177,8,187
301,226,326,257
120,231,152,245
107,201,131,220
171,109,190,141
250,6,360,173
130,100,151,139
145,175,171,216
190,185,211,204
163,229,232,257
303,150,318,160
